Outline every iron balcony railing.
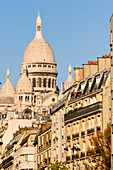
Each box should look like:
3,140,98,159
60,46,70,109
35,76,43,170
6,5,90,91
65,101,102,122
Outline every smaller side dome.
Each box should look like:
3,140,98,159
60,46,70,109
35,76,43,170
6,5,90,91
0,69,15,104
16,67,32,93
0,68,15,96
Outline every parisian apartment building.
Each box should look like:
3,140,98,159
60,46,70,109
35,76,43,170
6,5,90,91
0,13,113,170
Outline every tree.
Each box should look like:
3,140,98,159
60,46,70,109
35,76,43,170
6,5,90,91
48,160,68,170
85,123,111,170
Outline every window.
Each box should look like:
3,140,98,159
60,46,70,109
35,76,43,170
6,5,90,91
43,78,46,87
48,78,51,88
37,26,41,31
52,98,55,102
43,65,46,67
34,95,36,103
25,155,28,161
28,155,34,162
19,96,23,101
33,78,36,87
25,96,29,102
52,79,54,88
38,78,41,87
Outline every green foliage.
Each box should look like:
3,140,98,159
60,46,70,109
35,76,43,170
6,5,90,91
48,160,68,170
85,123,111,170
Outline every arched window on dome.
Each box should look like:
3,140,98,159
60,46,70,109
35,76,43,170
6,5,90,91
33,78,36,87
25,96,29,102
43,78,47,87
38,78,41,87
48,78,51,88
19,96,23,101
52,79,54,88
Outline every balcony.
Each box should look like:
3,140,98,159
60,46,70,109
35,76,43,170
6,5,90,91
81,131,85,137
2,156,13,169
87,128,94,135
20,161,35,169
17,146,35,155
65,102,102,123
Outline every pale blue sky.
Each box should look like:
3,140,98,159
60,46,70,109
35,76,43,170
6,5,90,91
0,1,113,89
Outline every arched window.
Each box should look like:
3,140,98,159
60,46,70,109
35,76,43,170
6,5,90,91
24,108,32,119
19,96,23,101
38,78,41,87
43,78,47,87
25,96,29,102
33,78,36,87
25,96,27,101
52,79,54,88
48,78,51,88
34,95,36,103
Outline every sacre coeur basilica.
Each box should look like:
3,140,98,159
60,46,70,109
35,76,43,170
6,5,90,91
0,12,113,170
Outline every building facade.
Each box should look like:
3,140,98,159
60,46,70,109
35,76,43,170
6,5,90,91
0,13,59,170
0,11,113,170
50,54,111,169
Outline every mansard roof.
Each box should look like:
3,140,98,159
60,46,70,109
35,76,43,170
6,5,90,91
67,69,110,102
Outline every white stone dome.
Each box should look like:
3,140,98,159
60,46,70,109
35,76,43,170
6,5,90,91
1,80,15,96
16,73,32,92
0,69,15,104
23,37,55,64
0,69,15,96
23,13,56,65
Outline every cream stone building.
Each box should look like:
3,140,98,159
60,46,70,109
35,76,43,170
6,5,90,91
0,11,113,170
50,54,111,170
0,12,58,122
0,13,59,169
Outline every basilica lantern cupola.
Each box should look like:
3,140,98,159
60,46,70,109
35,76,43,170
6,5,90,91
36,12,43,39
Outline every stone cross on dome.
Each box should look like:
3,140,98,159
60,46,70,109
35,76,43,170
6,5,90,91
68,63,73,78
6,68,10,80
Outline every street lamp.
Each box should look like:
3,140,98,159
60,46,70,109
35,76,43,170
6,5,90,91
64,144,80,170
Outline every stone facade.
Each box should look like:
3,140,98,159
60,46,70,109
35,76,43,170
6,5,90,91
0,12,113,170
51,54,111,169
0,13,59,170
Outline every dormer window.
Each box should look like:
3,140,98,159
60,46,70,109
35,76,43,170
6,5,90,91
37,26,41,31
